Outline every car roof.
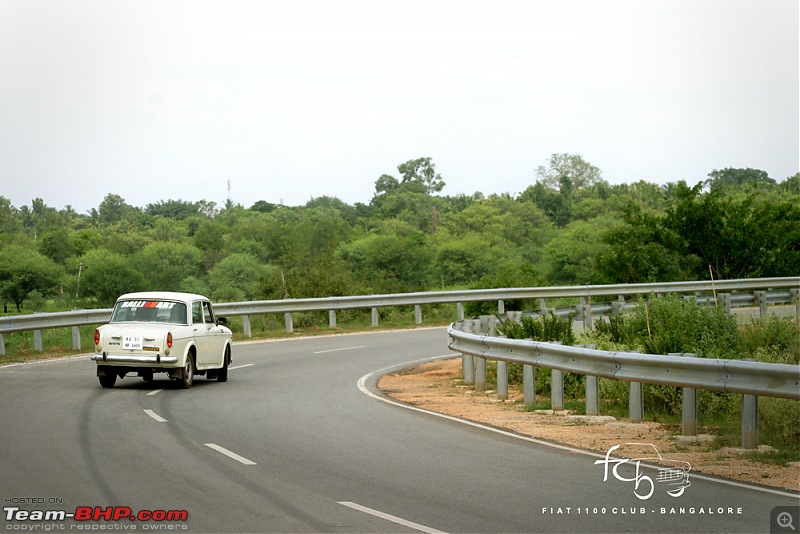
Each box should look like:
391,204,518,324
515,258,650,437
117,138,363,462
115,291,210,304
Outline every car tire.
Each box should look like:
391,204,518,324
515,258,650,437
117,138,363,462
142,370,154,382
99,373,116,388
217,346,230,382
180,354,195,389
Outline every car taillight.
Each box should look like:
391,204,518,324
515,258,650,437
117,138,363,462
167,332,173,348
94,329,100,345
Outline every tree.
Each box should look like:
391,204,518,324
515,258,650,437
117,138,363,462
705,168,774,193
134,242,203,290
98,194,135,225
596,205,695,283
534,153,603,192
76,249,146,305
145,199,200,220
207,253,269,301
397,157,445,194
0,245,63,311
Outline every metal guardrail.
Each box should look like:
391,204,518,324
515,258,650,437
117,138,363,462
447,308,800,449
0,277,798,355
448,324,800,400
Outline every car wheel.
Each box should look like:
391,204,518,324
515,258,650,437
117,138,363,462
180,354,195,389
217,346,230,382
99,374,116,388
142,370,154,382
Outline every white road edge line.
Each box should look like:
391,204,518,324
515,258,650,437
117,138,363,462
229,364,254,370
338,501,448,534
143,409,167,423
314,346,366,354
357,356,800,500
205,443,257,465
146,389,165,396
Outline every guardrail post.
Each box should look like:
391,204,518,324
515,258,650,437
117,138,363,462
456,302,464,321
284,313,293,334
719,293,732,314
0,334,5,356
497,361,508,400
475,357,486,392
72,326,81,350
741,358,758,449
675,353,697,436
461,320,476,384
538,298,547,314
629,382,643,423
523,364,535,404
414,304,422,325
754,291,767,318
371,307,379,327
585,375,599,415
611,296,625,317
329,310,337,328
791,288,800,322
551,370,564,411
34,330,43,351
582,303,593,331
498,300,505,315
242,315,252,337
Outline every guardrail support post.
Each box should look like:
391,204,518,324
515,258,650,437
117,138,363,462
677,353,697,436
754,291,767,318
538,298,547,314
741,358,759,449
475,357,486,392
0,334,5,356
629,382,643,423
582,303,593,331
742,394,758,449
523,364,535,404
498,300,505,315
329,310,337,328
414,305,422,325
585,375,599,415
34,330,43,351
371,307,379,327
611,296,625,317
456,302,464,321
551,370,564,410
72,326,81,350
497,361,508,400
791,288,800,322
463,354,474,384
242,315,252,337
284,313,293,334
719,293,732,314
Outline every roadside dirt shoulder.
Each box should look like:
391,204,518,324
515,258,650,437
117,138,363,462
378,358,800,492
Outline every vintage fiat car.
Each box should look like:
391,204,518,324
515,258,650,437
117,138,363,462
92,292,232,388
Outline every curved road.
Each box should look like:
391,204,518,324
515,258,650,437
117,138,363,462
1,328,797,533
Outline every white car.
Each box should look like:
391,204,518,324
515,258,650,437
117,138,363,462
92,292,233,389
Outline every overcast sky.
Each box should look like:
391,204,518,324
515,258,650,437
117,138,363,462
1,0,797,213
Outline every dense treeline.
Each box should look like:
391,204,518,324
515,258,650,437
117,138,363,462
1,154,799,313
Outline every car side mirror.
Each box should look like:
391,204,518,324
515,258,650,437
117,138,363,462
216,316,228,326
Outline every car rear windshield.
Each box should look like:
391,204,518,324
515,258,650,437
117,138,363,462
110,300,188,325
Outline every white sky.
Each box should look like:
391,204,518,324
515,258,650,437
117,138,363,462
1,0,798,213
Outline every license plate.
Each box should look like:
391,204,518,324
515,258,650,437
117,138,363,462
123,335,143,350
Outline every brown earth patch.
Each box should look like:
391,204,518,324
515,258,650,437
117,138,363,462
379,358,800,492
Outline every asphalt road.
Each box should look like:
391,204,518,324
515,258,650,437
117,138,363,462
0,327,797,533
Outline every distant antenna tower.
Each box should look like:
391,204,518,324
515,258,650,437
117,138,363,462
227,179,232,203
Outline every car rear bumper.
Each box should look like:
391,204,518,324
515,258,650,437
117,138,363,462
91,354,179,365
